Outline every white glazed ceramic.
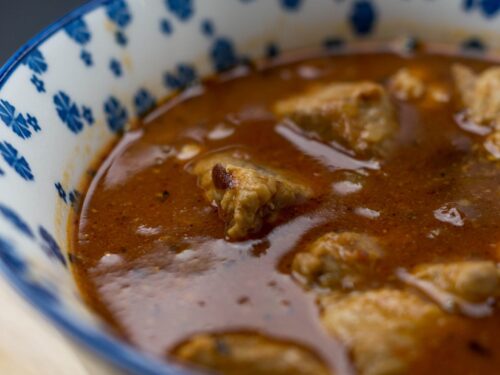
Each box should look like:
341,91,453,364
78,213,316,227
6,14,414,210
1,0,500,374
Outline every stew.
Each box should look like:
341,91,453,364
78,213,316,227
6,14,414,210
71,43,500,375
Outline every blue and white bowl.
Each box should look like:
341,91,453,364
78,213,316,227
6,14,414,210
1,0,500,373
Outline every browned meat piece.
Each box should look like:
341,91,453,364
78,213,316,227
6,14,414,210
274,81,398,154
452,64,500,160
321,289,444,375
412,261,500,303
389,68,450,106
484,129,500,160
174,332,330,375
292,232,383,290
192,152,312,240
398,261,500,317
389,68,426,100
452,64,500,127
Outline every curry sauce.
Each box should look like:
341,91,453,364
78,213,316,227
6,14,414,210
72,45,500,374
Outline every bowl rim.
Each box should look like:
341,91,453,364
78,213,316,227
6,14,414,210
0,1,193,374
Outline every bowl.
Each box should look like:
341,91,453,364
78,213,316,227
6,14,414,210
1,0,500,374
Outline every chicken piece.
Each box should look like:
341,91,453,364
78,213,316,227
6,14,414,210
412,261,500,303
321,289,444,375
192,153,312,240
396,261,500,318
452,64,500,127
426,83,451,105
389,68,450,106
274,81,398,154
174,332,330,375
389,68,426,100
292,232,383,290
484,129,500,161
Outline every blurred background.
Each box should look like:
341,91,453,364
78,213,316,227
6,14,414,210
0,0,87,64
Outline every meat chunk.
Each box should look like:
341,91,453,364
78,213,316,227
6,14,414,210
389,68,450,106
389,68,450,108
397,261,500,317
389,68,426,100
452,64,500,159
412,261,500,302
274,81,398,154
452,64,500,127
484,129,500,160
292,232,383,290
321,289,444,375
174,332,330,375
192,153,312,240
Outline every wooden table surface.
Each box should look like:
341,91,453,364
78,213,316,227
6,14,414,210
0,276,87,375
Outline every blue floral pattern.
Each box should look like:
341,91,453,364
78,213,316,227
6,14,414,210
109,58,123,77
30,75,46,93
104,96,128,133
134,89,156,116
201,19,214,37
25,280,59,304
64,17,91,45
0,142,33,181
21,49,48,75
265,43,280,58
349,0,377,36
64,18,93,67
26,114,41,132
210,37,240,72
53,91,84,134
82,106,94,125
115,31,128,46
164,63,197,90
39,226,66,267
0,204,34,238
22,48,48,93
160,19,173,35
106,0,132,28
462,37,487,52
0,237,26,273
68,190,81,207
323,37,345,50
166,0,194,21
0,100,41,139
55,182,82,209
281,0,302,11
105,0,132,47
55,182,67,203
80,50,93,67
464,0,500,17
0,100,39,139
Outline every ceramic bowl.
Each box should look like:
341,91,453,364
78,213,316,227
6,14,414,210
1,0,500,374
